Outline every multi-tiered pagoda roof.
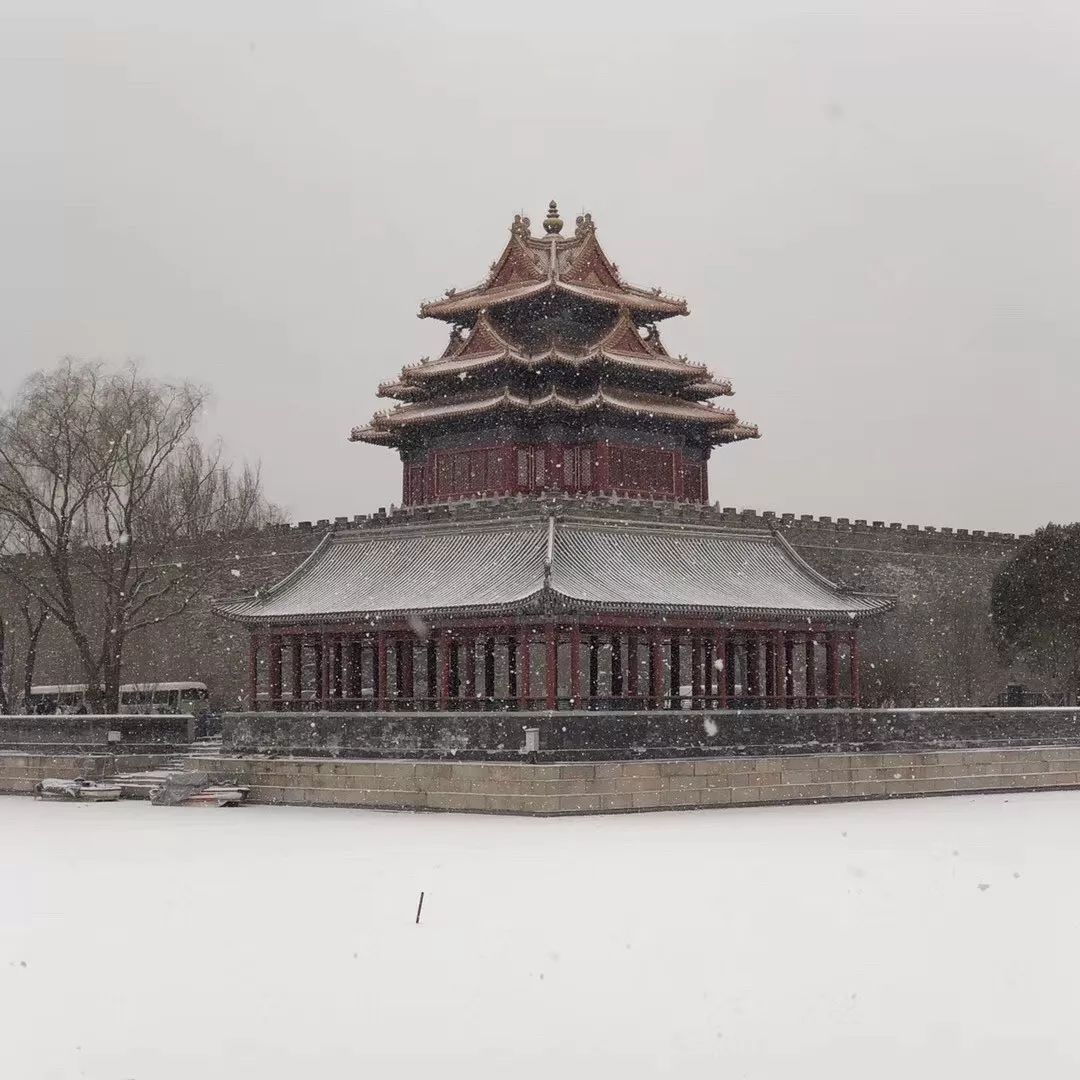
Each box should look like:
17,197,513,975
350,203,758,482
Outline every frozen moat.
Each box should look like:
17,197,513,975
2,792,1078,1079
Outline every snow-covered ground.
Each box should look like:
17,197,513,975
2,792,1077,1079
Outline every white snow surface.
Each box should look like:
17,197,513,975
2,792,1078,1078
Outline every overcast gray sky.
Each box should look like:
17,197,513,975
2,1,1078,534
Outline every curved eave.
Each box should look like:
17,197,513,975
552,596,894,620
419,280,551,320
395,347,713,389
420,279,688,323
213,530,338,620
683,379,734,399
716,423,761,444
217,591,891,627
352,388,749,435
376,381,424,400
555,280,688,318
217,593,548,626
349,426,397,445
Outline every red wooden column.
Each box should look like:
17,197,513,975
506,635,517,705
691,636,703,709
268,634,283,707
291,638,303,704
318,633,330,709
668,631,682,710
438,632,451,709
587,634,600,703
311,636,322,706
763,637,775,707
699,635,708,704
569,625,582,706
248,633,260,710
745,638,759,701
626,633,639,703
721,635,738,704
401,636,415,709
483,637,496,704
514,633,528,710
545,622,557,709
825,631,840,707
772,631,785,706
783,634,795,706
715,630,728,708
424,639,437,708
331,638,344,701
376,628,388,710
595,442,611,491
464,636,477,706
347,639,362,703
805,636,817,708
649,633,664,708
610,633,623,701
849,632,861,706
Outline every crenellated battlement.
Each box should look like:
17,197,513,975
260,495,1025,549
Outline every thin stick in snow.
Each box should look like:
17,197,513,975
415,891,425,924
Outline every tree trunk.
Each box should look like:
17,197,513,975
103,636,124,714
0,616,9,715
20,603,47,712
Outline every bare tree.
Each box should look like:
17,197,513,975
0,360,281,712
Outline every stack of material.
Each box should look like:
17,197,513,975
35,778,121,802
149,772,249,807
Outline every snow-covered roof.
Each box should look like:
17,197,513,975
216,514,892,624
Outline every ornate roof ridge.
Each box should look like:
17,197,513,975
418,203,689,322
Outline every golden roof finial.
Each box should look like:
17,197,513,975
543,199,563,235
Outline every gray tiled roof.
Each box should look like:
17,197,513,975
216,515,892,624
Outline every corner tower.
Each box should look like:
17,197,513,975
351,202,759,506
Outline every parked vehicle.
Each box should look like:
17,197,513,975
27,682,211,716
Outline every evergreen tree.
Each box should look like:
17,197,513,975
990,523,1080,704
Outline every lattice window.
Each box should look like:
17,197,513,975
404,464,425,505
436,454,452,496
650,449,675,493
453,453,469,493
487,448,502,492
533,448,546,488
562,447,576,491
684,461,703,502
609,446,623,487
469,450,486,493
579,446,592,489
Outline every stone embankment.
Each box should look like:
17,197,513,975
5,744,1080,815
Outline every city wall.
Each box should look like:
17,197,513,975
0,496,1036,709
